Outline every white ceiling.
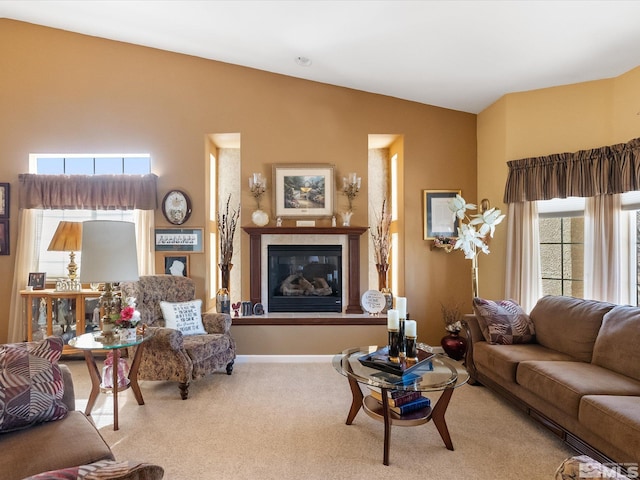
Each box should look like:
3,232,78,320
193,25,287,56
2,0,640,114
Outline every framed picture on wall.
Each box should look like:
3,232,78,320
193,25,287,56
273,164,335,218
28,272,46,290
164,255,189,277
423,190,461,240
155,228,203,252
0,219,9,255
0,183,9,218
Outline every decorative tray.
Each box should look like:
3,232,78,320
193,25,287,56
358,346,434,376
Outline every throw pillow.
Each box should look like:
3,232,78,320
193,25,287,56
0,337,68,433
23,460,165,480
160,300,206,335
472,298,535,345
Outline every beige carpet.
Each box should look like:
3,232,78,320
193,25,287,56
62,358,574,480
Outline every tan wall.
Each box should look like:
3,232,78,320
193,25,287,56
0,20,477,351
477,67,640,303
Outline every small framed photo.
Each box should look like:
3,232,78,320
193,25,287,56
155,228,203,252
28,272,46,290
0,183,9,218
273,164,335,218
0,219,8,255
423,190,461,240
164,255,189,277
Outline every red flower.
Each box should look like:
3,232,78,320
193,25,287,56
117,306,135,325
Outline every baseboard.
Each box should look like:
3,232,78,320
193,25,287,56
235,354,333,364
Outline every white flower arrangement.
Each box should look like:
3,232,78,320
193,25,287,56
449,195,505,259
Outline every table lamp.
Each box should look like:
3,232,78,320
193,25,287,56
47,221,83,291
80,221,140,329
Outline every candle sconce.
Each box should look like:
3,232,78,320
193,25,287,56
249,173,269,226
341,172,361,212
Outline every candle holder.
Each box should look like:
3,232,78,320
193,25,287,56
388,329,400,363
398,318,406,358
405,336,418,363
341,172,361,211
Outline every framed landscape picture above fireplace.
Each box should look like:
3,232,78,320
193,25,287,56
273,164,334,218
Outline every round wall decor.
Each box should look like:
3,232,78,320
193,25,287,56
162,189,192,225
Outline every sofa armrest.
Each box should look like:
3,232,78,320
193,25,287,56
202,312,231,334
461,314,484,383
59,364,76,411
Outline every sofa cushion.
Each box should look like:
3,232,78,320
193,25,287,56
23,460,164,480
579,396,640,464
0,337,68,433
473,342,575,383
516,360,640,417
592,305,640,382
0,411,114,480
472,298,535,344
529,296,615,362
160,300,206,336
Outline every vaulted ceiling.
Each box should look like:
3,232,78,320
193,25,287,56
2,0,640,113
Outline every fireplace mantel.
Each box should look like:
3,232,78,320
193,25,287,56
242,226,368,314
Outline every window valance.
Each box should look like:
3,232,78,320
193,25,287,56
18,173,158,210
503,137,640,203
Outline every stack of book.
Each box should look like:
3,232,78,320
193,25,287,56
369,388,431,415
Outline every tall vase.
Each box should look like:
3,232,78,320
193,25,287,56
376,263,393,313
216,263,232,314
471,255,479,299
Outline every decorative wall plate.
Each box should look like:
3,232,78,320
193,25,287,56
162,189,192,225
361,290,386,314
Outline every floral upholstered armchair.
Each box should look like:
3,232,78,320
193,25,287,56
120,275,235,400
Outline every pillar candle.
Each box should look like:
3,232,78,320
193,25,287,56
396,297,407,319
405,319,417,338
387,309,399,330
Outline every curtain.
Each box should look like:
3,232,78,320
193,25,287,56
504,202,542,313
584,194,629,304
504,137,640,203
19,174,158,210
10,175,158,341
8,209,39,342
134,209,155,276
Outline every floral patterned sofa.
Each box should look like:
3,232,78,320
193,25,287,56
120,275,236,400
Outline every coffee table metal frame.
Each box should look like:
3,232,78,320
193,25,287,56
333,345,469,465
68,332,150,431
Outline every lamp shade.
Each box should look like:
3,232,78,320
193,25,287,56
80,221,139,283
47,222,82,252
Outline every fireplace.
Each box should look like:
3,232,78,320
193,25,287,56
268,244,342,312
242,226,367,314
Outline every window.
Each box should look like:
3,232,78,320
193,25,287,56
539,216,584,297
31,154,151,279
538,194,640,305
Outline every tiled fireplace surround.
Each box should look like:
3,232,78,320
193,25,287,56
240,226,383,325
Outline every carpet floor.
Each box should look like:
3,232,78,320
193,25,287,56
62,358,574,480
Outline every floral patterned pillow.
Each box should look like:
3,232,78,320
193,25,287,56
472,298,536,345
0,337,68,432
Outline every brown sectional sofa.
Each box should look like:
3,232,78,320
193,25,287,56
1,364,115,479
464,295,640,466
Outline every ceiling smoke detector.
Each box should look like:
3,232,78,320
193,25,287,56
295,56,312,67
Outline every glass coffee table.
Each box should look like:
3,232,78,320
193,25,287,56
332,345,469,465
69,331,151,431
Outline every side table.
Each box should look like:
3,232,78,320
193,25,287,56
68,332,151,430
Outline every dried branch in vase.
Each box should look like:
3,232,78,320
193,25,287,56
371,198,392,266
217,195,240,265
